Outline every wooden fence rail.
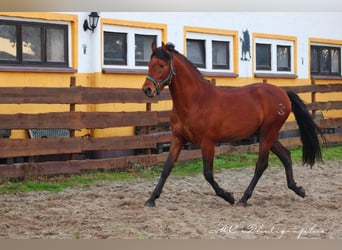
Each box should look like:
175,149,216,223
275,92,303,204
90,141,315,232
0,77,341,179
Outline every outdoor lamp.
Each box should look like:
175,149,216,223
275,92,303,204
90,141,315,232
83,12,100,32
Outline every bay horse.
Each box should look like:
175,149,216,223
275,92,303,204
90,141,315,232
142,42,325,207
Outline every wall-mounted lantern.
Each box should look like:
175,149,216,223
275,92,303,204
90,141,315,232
83,12,100,33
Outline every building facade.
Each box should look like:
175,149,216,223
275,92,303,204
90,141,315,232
0,12,341,138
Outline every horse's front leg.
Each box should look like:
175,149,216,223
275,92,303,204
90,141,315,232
145,135,185,207
202,142,235,205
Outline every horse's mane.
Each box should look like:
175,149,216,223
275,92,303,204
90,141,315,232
152,43,206,81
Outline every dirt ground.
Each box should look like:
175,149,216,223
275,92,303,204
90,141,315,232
0,160,341,239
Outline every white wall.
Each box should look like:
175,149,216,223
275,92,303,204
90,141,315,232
76,12,342,78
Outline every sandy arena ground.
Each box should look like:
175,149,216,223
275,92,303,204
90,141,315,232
0,160,341,239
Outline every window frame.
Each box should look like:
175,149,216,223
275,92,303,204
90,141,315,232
212,40,230,70
186,38,206,68
277,45,291,72
253,35,296,77
255,43,271,70
102,24,162,70
310,44,341,77
0,19,69,68
185,31,234,73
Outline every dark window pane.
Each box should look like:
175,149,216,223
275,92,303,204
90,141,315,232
186,39,205,68
310,46,319,73
104,32,127,65
256,43,271,70
331,48,340,74
0,24,17,61
22,25,42,62
277,45,291,71
319,48,330,73
311,45,341,76
135,34,156,66
212,40,229,69
47,28,66,63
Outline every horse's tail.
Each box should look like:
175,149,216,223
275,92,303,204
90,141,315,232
287,91,326,167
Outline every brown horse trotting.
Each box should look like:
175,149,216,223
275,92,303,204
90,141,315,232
142,42,325,207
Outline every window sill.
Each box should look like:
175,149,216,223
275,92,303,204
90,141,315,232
200,71,239,78
0,66,77,73
254,73,297,79
102,68,147,74
311,75,342,80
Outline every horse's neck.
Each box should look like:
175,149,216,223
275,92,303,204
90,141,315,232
169,56,209,112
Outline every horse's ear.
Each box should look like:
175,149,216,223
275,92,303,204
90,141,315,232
151,42,157,53
163,41,171,52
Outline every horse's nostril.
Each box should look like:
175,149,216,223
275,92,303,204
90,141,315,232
143,87,152,96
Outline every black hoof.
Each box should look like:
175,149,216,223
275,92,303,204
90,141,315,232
223,192,235,205
295,186,306,198
144,199,156,207
289,184,306,198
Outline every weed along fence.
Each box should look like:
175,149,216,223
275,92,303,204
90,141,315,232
0,77,341,179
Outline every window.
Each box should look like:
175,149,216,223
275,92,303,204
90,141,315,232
277,45,291,71
135,34,156,66
311,45,341,76
186,39,205,68
212,41,229,69
256,43,271,70
254,37,294,75
103,32,127,65
103,24,161,69
0,20,69,67
186,32,234,72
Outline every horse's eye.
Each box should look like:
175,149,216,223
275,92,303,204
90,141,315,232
159,64,165,68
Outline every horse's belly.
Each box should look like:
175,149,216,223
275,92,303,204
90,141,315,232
217,120,260,143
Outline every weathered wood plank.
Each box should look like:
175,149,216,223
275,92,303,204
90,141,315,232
0,84,341,104
316,117,342,127
0,132,172,158
0,87,158,104
0,138,82,158
0,111,158,129
307,101,342,111
282,83,342,94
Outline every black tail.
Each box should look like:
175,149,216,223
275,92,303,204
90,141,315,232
287,91,326,167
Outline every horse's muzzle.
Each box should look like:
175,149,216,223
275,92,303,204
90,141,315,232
142,86,155,98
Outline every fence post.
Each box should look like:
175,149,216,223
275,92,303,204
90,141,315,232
311,78,316,119
69,76,76,160
145,102,152,155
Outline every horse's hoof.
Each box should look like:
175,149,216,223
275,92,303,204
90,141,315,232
289,184,306,198
296,186,306,198
237,199,248,207
144,199,156,207
223,192,235,205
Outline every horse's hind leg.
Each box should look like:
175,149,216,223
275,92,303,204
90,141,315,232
202,142,235,204
239,146,270,206
238,128,280,206
145,135,185,207
271,140,305,198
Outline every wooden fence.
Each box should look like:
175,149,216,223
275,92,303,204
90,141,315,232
0,77,341,179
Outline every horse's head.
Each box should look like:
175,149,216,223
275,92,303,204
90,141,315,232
142,42,176,97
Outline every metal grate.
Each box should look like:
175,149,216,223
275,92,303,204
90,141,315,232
28,129,70,139
0,129,11,138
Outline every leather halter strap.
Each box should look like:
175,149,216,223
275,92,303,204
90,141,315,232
146,57,176,96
